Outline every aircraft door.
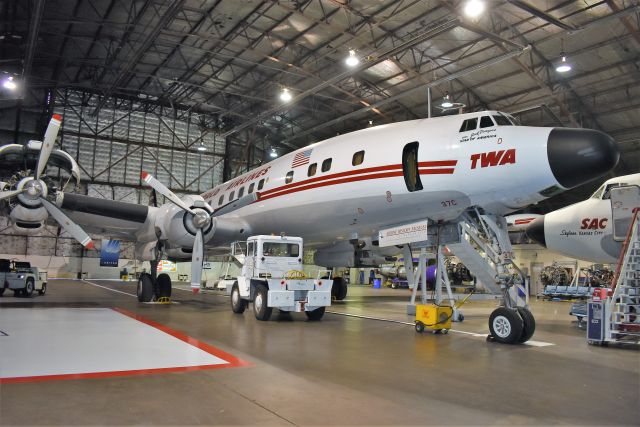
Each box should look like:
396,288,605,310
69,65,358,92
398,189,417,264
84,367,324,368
610,186,640,241
402,141,423,192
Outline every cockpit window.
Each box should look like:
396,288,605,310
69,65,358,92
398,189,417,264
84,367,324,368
480,116,494,128
503,113,520,125
459,118,478,132
591,185,605,199
493,115,512,126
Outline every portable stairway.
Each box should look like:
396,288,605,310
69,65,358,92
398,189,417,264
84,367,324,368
608,210,640,343
446,211,528,309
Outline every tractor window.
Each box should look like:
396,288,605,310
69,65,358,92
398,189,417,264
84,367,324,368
402,141,423,192
247,241,254,256
459,118,477,132
285,171,294,184
262,242,300,257
480,116,494,128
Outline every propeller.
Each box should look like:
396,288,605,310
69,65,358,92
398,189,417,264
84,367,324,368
36,114,61,180
141,171,212,293
0,188,25,201
3,114,95,250
40,198,94,249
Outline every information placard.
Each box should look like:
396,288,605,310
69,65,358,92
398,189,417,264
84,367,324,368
378,220,429,247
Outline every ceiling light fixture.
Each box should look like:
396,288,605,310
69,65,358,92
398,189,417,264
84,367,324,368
345,49,359,67
3,76,16,90
280,88,292,102
269,148,278,158
441,93,454,108
197,141,206,152
464,0,485,18
555,55,572,73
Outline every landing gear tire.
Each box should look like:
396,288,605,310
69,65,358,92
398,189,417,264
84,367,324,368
516,307,536,343
23,279,34,297
331,277,348,301
137,273,155,302
156,273,172,299
38,283,47,296
253,284,272,321
415,321,425,333
488,307,523,344
305,307,325,321
230,284,246,314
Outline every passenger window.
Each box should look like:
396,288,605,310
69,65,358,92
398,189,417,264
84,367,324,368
352,150,365,166
402,141,423,192
229,191,235,202
258,179,265,190
238,187,244,198
322,158,332,172
493,115,512,126
218,195,224,206
285,171,294,184
459,118,478,132
248,182,255,194
308,163,317,177
480,116,494,128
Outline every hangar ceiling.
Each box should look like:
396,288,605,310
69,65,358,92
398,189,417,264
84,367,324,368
1,0,639,213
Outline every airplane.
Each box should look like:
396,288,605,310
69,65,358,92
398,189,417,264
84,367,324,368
526,173,640,263
0,110,620,343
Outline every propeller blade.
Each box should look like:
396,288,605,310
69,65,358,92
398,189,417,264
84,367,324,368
0,188,23,201
191,228,204,293
35,114,62,180
40,198,95,250
141,171,194,214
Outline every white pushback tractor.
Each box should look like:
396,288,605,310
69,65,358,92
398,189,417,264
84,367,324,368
225,235,333,321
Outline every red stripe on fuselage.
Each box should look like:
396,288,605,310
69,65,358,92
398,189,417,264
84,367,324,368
256,164,456,202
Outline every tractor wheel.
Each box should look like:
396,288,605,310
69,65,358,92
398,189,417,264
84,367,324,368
23,278,34,297
38,283,47,296
252,284,272,321
230,284,246,314
305,307,325,321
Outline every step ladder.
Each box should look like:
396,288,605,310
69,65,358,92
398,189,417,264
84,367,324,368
608,210,640,343
447,211,528,308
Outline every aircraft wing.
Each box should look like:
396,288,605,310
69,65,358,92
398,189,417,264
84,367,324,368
58,193,155,241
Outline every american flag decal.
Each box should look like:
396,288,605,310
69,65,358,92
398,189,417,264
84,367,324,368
291,149,312,168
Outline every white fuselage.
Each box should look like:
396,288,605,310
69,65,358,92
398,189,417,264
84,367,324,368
202,112,559,248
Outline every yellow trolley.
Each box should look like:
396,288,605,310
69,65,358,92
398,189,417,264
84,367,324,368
414,304,453,334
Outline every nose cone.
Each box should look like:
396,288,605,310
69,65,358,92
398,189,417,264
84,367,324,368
547,128,619,189
526,216,546,248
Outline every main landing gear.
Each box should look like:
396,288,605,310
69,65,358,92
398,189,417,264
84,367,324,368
137,261,172,303
487,306,536,344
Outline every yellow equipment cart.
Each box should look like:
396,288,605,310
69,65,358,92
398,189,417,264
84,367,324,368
415,304,453,334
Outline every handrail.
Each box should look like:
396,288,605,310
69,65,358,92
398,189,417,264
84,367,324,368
610,208,639,291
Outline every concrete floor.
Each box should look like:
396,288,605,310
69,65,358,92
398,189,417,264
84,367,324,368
1,279,638,425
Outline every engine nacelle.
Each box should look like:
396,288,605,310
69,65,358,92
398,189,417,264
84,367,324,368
157,195,215,248
9,205,47,234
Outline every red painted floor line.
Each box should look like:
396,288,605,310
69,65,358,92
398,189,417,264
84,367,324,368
1,307,250,384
